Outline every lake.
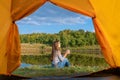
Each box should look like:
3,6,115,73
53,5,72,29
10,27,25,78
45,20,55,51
20,63,32,68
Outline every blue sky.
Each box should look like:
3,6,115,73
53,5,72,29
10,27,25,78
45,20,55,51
16,2,94,34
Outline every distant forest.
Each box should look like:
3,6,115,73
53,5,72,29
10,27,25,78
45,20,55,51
20,29,99,47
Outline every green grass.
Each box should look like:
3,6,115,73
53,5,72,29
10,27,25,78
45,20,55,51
13,65,108,77
17,51,109,77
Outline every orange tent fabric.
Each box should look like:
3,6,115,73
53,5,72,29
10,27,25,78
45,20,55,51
50,0,95,17
0,0,120,74
0,0,11,74
0,0,46,74
7,0,47,74
90,0,120,67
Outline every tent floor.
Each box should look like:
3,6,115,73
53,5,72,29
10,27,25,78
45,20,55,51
30,76,119,80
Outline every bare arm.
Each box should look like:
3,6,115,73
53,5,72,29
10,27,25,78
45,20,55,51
57,50,70,61
63,49,70,58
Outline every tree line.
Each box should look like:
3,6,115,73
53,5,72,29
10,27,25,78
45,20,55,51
20,29,99,47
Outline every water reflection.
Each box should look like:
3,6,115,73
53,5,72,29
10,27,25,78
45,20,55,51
20,63,32,68
20,63,51,68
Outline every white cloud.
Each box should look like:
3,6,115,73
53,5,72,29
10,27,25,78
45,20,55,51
16,15,90,26
24,17,32,21
16,2,92,26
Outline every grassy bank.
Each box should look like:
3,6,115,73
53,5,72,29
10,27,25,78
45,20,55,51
13,65,108,77
12,53,110,77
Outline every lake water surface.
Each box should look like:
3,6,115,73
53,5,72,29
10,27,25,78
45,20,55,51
20,63,32,68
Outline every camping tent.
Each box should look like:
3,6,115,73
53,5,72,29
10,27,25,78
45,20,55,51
0,0,120,75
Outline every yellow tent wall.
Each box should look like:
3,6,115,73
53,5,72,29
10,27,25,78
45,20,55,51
0,0,11,74
0,0,120,74
0,0,47,74
90,0,120,67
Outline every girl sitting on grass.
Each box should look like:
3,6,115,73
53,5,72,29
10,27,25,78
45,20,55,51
51,40,70,68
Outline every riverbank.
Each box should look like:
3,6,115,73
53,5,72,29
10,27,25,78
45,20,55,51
13,65,108,77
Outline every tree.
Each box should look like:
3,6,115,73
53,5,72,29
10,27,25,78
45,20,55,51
20,29,98,47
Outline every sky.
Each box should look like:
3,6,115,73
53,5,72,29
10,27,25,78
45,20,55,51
16,2,94,34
